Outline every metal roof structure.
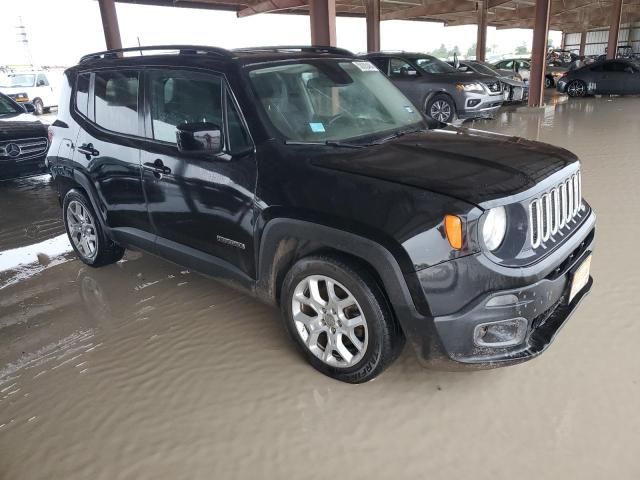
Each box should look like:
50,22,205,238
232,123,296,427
116,0,640,33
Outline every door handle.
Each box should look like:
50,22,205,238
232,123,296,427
143,158,171,175
77,143,99,158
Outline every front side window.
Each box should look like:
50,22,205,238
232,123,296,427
248,60,424,142
412,56,456,74
36,74,49,86
94,70,139,136
0,95,21,115
148,70,222,144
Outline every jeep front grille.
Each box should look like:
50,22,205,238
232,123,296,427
529,171,582,249
0,137,49,162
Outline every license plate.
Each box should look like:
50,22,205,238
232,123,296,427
569,255,592,303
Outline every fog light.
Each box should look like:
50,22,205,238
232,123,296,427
467,99,481,108
473,318,527,347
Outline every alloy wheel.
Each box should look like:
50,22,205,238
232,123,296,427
429,100,452,123
67,200,98,261
291,275,368,368
567,81,586,97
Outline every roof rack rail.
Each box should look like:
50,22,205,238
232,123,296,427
233,45,353,56
79,45,234,63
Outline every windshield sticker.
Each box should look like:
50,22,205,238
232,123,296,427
309,122,326,133
403,106,414,113
353,61,378,72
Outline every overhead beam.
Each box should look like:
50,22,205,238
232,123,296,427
365,0,381,52
529,0,551,108
98,0,123,50
381,0,476,22
607,0,624,58
237,0,306,17
309,0,336,46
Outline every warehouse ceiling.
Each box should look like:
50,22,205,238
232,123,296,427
117,0,640,32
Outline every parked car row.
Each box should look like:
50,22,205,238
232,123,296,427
557,58,640,97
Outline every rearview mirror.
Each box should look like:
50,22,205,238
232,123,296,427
176,122,223,156
23,103,36,113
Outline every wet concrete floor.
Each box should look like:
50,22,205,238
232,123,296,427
1,95,639,479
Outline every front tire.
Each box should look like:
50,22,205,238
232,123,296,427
33,98,44,115
281,255,404,383
63,189,124,267
567,80,587,97
545,76,554,88
427,94,455,123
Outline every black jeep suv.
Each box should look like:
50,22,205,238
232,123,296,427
47,45,595,383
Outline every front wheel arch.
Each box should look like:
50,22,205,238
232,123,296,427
425,93,457,123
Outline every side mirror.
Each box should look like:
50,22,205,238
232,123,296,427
23,103,36,113
176,122,223,156
37,80,46,87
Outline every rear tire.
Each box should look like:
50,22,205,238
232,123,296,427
567,80,587,98
281,255,405,383
63,189,124,267
426,94,455,123
33,98,44,115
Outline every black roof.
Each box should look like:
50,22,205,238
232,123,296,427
78,45,354,67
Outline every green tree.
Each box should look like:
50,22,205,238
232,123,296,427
448,45,461,57
428,43,448,58
515,42,529,55
547,37,555,49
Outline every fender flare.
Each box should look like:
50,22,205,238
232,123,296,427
256,218,431,318
71,169,109,230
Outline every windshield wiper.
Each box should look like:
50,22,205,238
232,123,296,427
284,140,365,149
369,127,425,146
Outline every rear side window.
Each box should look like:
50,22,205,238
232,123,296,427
75,73,90,117
94,71,139,136
148,70,222,144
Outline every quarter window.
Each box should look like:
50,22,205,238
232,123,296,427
94,71,139,136
75,73,90,118
226,92,252,153
148,70,223,144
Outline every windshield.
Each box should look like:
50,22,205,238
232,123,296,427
248,60,424,142
0,95,22,115
469,62,499,76
411,56,457,74
0,74,36,88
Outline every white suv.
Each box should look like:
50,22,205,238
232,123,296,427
0,71,59,115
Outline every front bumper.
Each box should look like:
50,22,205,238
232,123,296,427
0,156,48,181
457,92,504,119
556,79,569,93
397,209,595,370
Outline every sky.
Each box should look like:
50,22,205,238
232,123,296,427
0,0,561,67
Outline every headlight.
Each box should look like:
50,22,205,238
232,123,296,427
456,82,484,93
482,206,507,251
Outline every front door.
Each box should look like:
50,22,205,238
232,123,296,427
140,69,257,278
73,69,150,234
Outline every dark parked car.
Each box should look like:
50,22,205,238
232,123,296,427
48,45,595,383
0,92,49,181
362,52,505,123
450,59,528,102
557,59,640,97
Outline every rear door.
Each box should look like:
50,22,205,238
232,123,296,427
72,69,151,239
140,68,257,278
595,61,627,94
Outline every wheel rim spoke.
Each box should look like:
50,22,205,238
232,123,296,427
66,200,98,261
291,274,368,369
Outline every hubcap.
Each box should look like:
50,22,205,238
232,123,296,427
430,100,452,122
67,200,98,261
291,275,368,368
568,82,585,97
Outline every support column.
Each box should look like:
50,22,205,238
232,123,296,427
607,0,624,59
309,0,336,46
98,0,122,50
579,31,587,56
476,0,488,61
560,32,566,49
528,0,551,107
365,0,381,52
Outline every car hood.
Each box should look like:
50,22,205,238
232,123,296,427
311,128,578,208
0,113,47,141
426,71,496,84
